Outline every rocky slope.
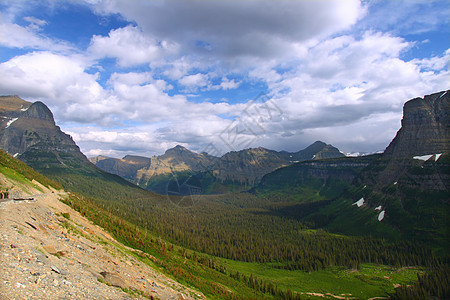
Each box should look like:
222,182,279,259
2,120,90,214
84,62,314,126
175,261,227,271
212,147,288,186
0,159,201,299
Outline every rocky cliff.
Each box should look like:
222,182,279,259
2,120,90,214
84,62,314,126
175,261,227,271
359,90,450,190
0,96,87,169
383,90,449,158
212,147,287,186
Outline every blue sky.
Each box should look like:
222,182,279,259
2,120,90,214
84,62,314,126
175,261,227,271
0,0,448,157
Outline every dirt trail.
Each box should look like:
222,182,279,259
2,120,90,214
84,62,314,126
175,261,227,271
0,190,203,299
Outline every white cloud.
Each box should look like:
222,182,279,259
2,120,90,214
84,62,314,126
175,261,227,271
23,16,47,30
0,23,73,52
179,73,209,89
88,25,178,67
220,77,240,90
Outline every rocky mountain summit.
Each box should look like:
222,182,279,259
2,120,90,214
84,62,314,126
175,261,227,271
359,90,449,190
0,96,87,170
383,90,449,159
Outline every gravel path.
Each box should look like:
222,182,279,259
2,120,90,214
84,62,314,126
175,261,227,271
0,191,203,300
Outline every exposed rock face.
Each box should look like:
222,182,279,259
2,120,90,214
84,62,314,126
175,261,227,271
314,144,346,160
358,90,450,191
0,96,89,169
288,141,344,161
135,145,214,183
213,147,287,186
383,90,449,158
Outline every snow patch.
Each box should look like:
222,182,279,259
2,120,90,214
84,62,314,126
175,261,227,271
375,205,382,211
20,107,29,111
353,198,364,207
439,91,447,98
363,185,367,189
312,155,316,159
394,181,397,185
5,118,18,128
413,154,433,161
378,210,385,221
435,153,442,161
13,153,19,158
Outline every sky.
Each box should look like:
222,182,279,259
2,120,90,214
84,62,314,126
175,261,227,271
0,0,449,158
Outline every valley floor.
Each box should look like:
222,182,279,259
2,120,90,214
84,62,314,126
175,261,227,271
0,190,203,299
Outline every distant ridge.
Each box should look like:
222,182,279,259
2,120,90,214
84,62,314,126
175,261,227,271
91,141,346,193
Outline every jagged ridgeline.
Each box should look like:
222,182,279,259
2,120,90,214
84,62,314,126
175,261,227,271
90,141,346,194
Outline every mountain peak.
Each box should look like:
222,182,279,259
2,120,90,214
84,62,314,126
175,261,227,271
164,145,192,155
383,90,449,159
22,101,55,125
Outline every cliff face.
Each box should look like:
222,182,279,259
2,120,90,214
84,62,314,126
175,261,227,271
0,96,88,169
212,147,287,186
383,90,449,158
357,90,450,191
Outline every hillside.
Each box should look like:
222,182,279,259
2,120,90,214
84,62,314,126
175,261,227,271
0,150,200,299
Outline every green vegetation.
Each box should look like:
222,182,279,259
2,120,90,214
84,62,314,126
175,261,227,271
224,260,423,299
390,265,449,299
1,148,448,299
0,149,62,190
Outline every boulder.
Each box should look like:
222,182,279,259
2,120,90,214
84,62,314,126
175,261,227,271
99,271,128,289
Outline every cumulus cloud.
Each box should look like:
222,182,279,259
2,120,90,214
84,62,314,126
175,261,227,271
88,25,178,67
0,23,73,52
0,51,101,102
179,73,210,91
220,77,240,90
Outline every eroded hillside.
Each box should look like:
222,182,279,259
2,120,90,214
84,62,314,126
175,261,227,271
0,173,202,299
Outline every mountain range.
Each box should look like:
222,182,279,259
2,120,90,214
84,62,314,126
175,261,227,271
252,90,449,250
0,91,448,242
89,141,345,193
